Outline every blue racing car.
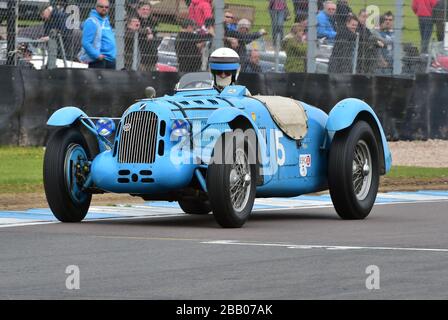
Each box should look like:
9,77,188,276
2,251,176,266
44,69,392,228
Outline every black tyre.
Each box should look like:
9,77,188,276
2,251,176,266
328,120,380,220
43,127,92,222
207,132,257,228
178,199,211,215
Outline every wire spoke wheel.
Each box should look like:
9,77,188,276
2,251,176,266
328,120,380,220
43,127,92,222
229,149,252,212
352,140,372,201
207,132,257,228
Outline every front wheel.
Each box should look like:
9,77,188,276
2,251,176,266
43,127,92,222
207,132,257,228
328,120,380,220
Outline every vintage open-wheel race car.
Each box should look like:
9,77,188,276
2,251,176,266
43,72,392,228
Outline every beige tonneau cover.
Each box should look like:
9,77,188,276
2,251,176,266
253,95,308,140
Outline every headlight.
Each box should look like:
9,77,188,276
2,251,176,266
170,119,190,141
95,118,116,137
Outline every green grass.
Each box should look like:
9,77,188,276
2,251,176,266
0,147,44,193
387,166,448,179
0,147,447,194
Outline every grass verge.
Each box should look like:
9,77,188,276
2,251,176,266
0,146,44,194
1,147,448,194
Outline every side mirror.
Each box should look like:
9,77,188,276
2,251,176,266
144,86,156,98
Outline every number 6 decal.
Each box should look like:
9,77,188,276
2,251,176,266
275,130,285,166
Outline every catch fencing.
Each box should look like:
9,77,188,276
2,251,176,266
1,67,447,146
0,0,447,75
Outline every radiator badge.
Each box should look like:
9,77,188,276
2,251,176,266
123,123,132,132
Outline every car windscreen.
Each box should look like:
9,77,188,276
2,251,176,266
176,72,214,91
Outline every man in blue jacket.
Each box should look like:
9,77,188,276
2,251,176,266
80,0,116,69
317,1,337,42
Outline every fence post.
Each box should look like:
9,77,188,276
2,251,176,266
307,0,317,73
115,0,126,70
6,0,18,66
274,34,280,72
213,0,225,50
47,30,58,69
393,0,404,76
445,0,448,50
132,31,139,71
353,33,359,74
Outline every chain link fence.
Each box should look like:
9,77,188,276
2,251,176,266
0,0,447,76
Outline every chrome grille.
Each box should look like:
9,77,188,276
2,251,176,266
118,111,158,164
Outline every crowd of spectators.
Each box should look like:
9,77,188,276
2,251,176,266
15,0,448,75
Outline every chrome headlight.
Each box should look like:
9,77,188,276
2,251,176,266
170,119,190,141
95,118,116,137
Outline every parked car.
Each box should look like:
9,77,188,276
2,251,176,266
43,71,392,228
157,36,286,73
0,37,86,69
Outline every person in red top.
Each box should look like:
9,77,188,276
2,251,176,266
412,0,438,53
188,0,213,28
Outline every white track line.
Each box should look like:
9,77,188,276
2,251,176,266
202,240,448,253
1,198,448,228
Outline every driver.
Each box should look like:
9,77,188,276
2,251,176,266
208,47,241,91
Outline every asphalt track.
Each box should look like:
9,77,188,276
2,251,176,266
1,191,448,299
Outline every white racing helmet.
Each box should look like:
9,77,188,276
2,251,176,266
209,48,240,90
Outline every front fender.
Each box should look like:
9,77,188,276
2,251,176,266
326,98,392,173
47,106,109,153
47,106,88,126
206,107,270,184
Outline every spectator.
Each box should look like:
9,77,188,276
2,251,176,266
328,15,359,73
292,0,308,22
224,11,238,32
124,16,141,70
413,0,438,53
201,18,216,70
282,23,307,72
433,0,447,42
357,9,384,74
335,0,353,31
373,12,395,75
225,19,267,71
136,0,160,71
79,0,116,69
296,13,308,41
40,5,69,42
188,0,213,28
40,4,73,58
175,19,213,72
268,0,289,43
17,43,35,69
317,1,337,41
244,49,263,73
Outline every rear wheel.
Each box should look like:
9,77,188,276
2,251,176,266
328,120,380,220
207,132,256,228
178,199,211,215
43,127,92,222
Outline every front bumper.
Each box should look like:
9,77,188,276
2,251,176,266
91,150,197,194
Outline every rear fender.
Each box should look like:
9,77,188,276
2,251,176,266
326,98,392,174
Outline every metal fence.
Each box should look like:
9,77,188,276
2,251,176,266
0,0,447,76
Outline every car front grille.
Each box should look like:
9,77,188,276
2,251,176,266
118,111,159,164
